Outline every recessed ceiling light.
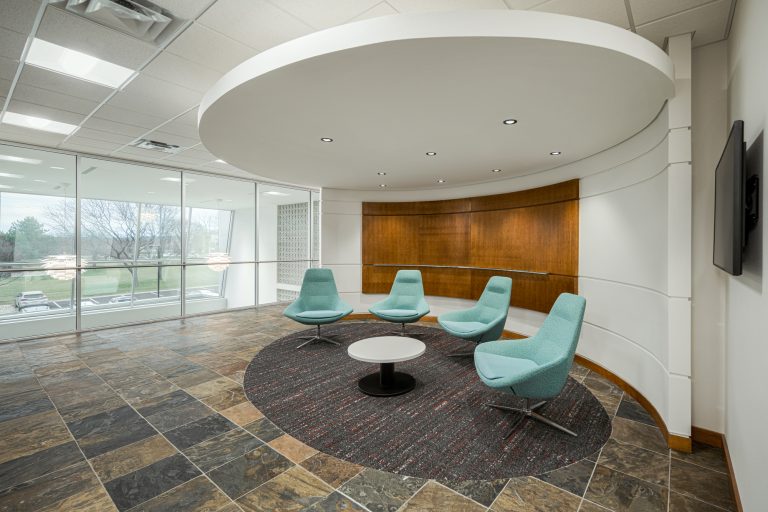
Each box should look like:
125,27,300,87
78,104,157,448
426,152,437,156
215,159,226,163
33,179,47,183
161,177,181,182
25,38,134,88
379,184,387,188
437,179,446,183
0,185,13,189
0,172,24,179
1,112,79,135
264,190,289,196
550,151,562,155
377,172,386,176
0,154,41,165
491,169,501,173
320,137,333,142
502,119,518,125
50,166,65,170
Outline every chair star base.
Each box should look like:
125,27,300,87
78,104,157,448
295,325,341,349
447,349,475,357
383,323,427,337
486,399,578,438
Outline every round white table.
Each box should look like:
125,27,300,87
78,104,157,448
347,336,426,396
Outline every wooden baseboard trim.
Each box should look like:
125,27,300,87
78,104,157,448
573,355,692,453
691,426,724,448
722,435,744,512
342,315,689,451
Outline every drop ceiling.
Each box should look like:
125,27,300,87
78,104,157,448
0,0,737,186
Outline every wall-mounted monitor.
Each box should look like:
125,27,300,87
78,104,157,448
713,120,759,275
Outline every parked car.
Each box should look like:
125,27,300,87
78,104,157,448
109,295,132,304
19,304,51,313
15,291,49,309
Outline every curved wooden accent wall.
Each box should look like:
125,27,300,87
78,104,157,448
362,180,579,313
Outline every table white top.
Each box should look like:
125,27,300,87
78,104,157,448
347,336,426,364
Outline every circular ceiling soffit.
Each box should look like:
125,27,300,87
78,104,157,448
199,10,674,190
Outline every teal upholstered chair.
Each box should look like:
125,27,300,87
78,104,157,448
474,293,586,437
283,268,353,349
437,276,512,356
368,270,430,336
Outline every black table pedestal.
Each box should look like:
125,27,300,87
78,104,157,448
358,362,415,396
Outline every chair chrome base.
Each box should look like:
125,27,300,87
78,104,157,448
384,323,426,337
296,325,341,349
447,350,475,357
486,399,578,438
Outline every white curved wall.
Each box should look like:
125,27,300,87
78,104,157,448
321,37,693,439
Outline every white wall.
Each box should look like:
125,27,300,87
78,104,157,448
691,41,728,433
723,0,768,508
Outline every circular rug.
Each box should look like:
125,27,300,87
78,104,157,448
244,322,611,482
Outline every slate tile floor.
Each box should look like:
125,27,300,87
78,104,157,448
0,306,737,511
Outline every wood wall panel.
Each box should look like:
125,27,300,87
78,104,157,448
469,180,579,212
469,201,578,275
363,265,472,299
362,180,579,313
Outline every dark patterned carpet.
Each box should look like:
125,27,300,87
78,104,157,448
244,322,611,482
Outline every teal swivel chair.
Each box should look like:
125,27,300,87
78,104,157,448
475,293,586,437
437,276,512,357
368,270,430,336
283,268,353,349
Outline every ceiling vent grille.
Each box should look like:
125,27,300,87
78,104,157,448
131,139,182,154
58,0,178,45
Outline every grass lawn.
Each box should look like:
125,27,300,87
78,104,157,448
0,265,224,305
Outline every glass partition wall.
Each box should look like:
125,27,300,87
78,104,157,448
0,142,319,341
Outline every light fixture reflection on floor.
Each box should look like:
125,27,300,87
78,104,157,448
206,252,231,272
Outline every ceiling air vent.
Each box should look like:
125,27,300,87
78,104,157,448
131,139,182,154
57,0,178,45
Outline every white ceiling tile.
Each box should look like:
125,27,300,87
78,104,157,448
11,83,101,116
17,66,113,102
61,137,121,152
165,23,256,74
57,142,113,156
36,6,156,69
0,124,68,146
199,0,313,50
143,130,200,148
347,2,400,22
155,118,200,139
387,0,509,13
272,0,382,29
92,104,167,130
107,74,201,119
181,145,217,160
72,127,138,145
6,99,85,125
0,0,43,34
151,0,215,19
629,0,715,26
502,0,548,7
0,27,27,60
531,0,630,28
0,79,10,98
0,56,18,81
158,153,209,166
112,146,166,162
166,108,199,128
142,52,223,93
636,0,731,48
81,118,148,138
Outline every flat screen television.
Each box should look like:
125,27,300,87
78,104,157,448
713,120,757,275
